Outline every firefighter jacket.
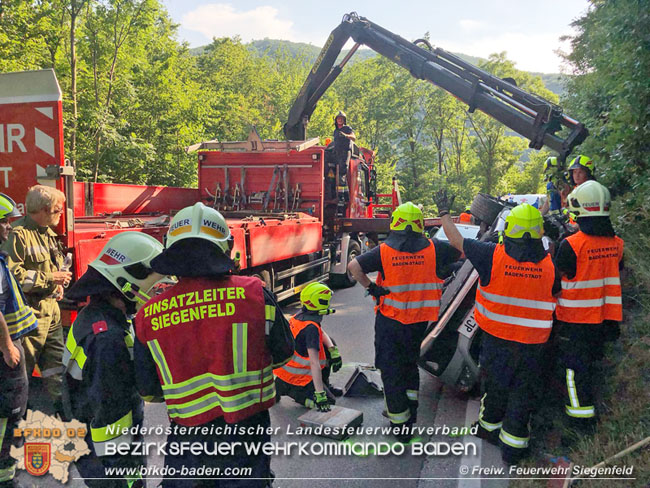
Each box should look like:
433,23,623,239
2,215,64,313
274,316,327,386
0,253,37,340
556,231,624,324
376,241,444,324
62,298,143,456
475,244,556,344
135,275,290,426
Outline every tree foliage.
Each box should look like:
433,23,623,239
561,0,650,224
1,0,564,207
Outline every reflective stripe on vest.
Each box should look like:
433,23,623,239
273,316,326,386
556,232,623,324
135,275,274,426
1,258,37,341
474,245,556,344
376,242,443,324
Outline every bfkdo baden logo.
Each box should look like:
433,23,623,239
25,443,51,476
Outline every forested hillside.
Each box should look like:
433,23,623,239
1,0,559,212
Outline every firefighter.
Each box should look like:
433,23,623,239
436,191,559,464
554,181,623,436
540,156,565,216
134,202,294,487
348,201,461,442
332,110,356,180
63,231,165,488
274,282,342,412
459,205,473,223
0,196,38,488
1,185,71,416
567,154,596,187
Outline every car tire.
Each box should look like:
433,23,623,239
470,193,507,225
330,240,361,288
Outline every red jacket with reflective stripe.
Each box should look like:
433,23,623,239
135,275,274,426
376,241,443,324
556,231,623,324
274,316,326,386
474,245,556,344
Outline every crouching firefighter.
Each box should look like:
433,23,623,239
63,231,166,487
348,202,461,442
274,283,343,412
0,195,38,488
134,203,294,488
437,191,559,465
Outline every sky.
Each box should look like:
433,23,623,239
160,0,592,73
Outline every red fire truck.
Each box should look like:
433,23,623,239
0,69,400,327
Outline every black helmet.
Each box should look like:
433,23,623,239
333,110,347,126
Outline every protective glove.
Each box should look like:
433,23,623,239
434,189,456,217
313,390,331,412
367,282,390,300
328,346,342,372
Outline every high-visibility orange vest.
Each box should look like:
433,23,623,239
274,316,326,386
459,212,472,223
556,231,623,324
474,244,556,344
376,241,444,324
135,275,275,426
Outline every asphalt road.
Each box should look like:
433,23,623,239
17,280,508,487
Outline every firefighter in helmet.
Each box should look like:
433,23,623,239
459,205,473,223
567,155,596,187
348,201,461,442
274,282,342,412
437,191,559,465
554,181,623,441
540,156,566,216
134,202,294,487
63,231,166,487
0,194,37,488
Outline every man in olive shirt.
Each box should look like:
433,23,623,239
2,185,71,415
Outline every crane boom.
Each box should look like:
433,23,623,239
284,12,587,160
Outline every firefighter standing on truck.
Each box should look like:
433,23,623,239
554,181,623,440
348,202,461,442
1,185,71,416
0,195,38,488
274,282,342,412
63,232,165,488
134,202,294,487
436,191,559,465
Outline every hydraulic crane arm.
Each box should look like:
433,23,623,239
284,12,588,161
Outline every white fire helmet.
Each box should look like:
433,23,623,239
90,231,164,304
166,202,231,253
567,180,611,217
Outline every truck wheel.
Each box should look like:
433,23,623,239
330,240,361,288
470,193,506,225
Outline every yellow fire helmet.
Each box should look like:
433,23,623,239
0,193,21,219
390,201,424,233
544,156,558,172
568,154,595,175
300,282,333,313
504,203,544,240
166,202,230,253
567,180,611,217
